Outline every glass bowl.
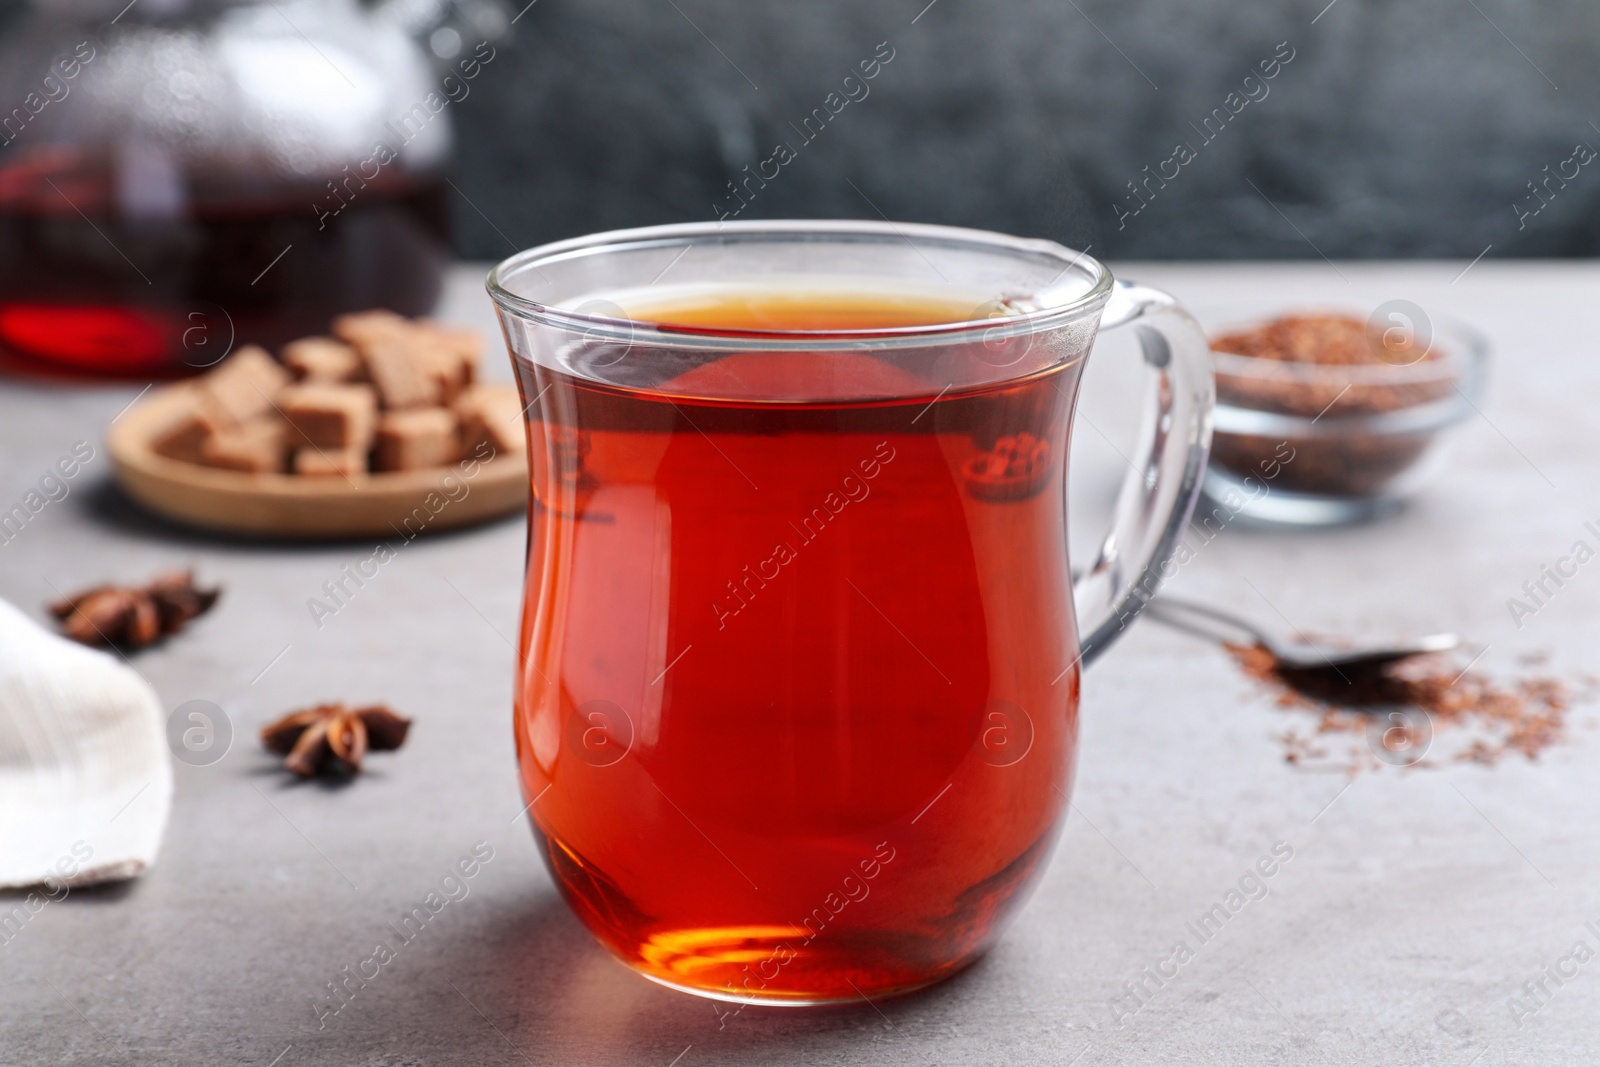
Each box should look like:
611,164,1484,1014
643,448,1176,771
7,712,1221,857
1201,315,1489,527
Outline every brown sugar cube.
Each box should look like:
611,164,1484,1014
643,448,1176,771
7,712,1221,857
278,383,378,450
359,333,443,410
418,319,481,365
418,347,470,404
336,311,480,408
151,413,213,464
198,345,291,425
454,384,525,458
416,320,482,395
148,385,226,464
418,347,471,405
282,337,363,383
293,447,367,478
373,409,460,472
332,310,425,407
199,416,287,473
331,309,411,350
335,310,484,408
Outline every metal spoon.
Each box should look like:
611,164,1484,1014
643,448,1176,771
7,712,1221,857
1144,595,1460,677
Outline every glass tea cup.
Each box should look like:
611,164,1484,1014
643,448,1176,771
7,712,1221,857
488,220,1214,1004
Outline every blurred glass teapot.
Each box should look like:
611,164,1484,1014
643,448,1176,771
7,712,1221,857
0,0,507,377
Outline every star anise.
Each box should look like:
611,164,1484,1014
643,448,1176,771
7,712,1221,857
261,703,412,778
49,569,221,649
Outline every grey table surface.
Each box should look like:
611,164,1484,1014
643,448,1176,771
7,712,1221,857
2,261,1599,1066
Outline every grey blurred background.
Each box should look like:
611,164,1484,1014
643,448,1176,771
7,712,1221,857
446,0,1598,260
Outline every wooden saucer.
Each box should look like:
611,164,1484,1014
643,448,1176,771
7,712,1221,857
108,383,528,540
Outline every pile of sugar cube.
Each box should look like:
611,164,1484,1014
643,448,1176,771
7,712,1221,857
149,311,524,476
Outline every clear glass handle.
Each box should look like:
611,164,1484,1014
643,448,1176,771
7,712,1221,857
1072,280,1215,667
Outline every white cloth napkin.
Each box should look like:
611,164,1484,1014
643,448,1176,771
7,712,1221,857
0,597,172,887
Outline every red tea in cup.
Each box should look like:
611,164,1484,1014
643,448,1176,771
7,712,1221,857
491,222,1212,1004
515,284,1081,1001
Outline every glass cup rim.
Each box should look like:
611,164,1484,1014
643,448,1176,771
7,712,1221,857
485,219,1115,349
